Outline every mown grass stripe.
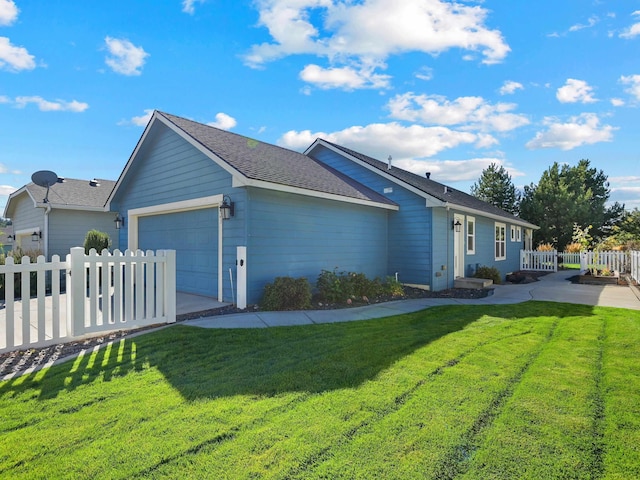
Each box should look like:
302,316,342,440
432,319,561,480
463,311,606,479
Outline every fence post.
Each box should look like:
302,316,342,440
164,250,176,323
67,247,86,337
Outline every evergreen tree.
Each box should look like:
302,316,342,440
518,159,619,250
470,163,520,215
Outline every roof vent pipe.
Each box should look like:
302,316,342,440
426,172,431,179
444,186,448,194
387,155,392,170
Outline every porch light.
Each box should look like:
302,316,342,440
32,231,42,241
220,195,234,220
6,234,14,242
452,219,462,232
114,213,125,230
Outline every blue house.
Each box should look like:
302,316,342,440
107,111,537,306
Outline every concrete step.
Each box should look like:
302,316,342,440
455,277,493,289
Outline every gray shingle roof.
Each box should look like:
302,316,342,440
321,141,536,227
158,112,396,207
26,178,115,209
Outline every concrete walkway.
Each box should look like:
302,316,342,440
183,270,640,330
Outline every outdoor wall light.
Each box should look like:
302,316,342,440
114,213,125,230
452,219,462,232
220,195,235,220
6,234,14,242
31,231,42,241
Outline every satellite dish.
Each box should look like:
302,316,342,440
31,170,59,203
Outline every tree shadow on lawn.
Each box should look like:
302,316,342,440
0,302,598,402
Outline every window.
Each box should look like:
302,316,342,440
466,216,475,254
510,225,516,241
495,222,506,260
516,227,522,242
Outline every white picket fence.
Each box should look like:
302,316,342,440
520,250,558,272
521,249,634,274
631,251,640,284
0,247,176,354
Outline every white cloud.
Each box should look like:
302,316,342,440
610,98,625,107
525,113,616,151
556,79,597,103
182,0,205,14
620,74,640,101
415,66,433,81
244,0,509,88
0,36,36,72
393,157,524,183
279,122,478,159
207,112,237,130
0,184,18,196
569,15,598,32
13,96,89,112
118,109,154,127
300,63,391,90
104,37,149,76
620,11,640,39
499,80,523,95
0,0,18,26
386,92,529,132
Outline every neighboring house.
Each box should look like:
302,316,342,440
107,111,537,305
3,178,119,259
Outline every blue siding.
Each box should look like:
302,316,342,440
310,146,432,286
245,188,388,304
111,122,246,302
430,208,451,291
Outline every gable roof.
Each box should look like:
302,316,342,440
308,139,538,229
108,111,397,210
4,178,115,217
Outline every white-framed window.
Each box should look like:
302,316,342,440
466,216,475,254
495,222,506,260
510,225,516,241
516,226,522,242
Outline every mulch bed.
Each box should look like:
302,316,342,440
1,285,496,378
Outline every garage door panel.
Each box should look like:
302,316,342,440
138,209,217,296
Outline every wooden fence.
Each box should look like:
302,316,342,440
520,250,558,272
631,251,640,284
0,247,176,354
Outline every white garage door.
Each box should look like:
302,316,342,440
138,208,218,296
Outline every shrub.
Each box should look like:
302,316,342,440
261,276,312,311
474,265,502,285
84,229,111,254
564,242,583,253
381,276,404,297
536,242,555,252
317,268,350,303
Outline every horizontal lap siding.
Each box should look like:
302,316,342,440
48,210,119,257
430,208,450,290
462,215,522,282
111,123,246,302
246,188,388,304
310,147,432,286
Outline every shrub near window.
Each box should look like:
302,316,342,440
84,229,111,254
260,276,312,311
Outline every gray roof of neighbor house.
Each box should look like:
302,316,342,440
313,140,538,229
5,178,115,217
156,112,396,208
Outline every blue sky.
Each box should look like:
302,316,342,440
1,0,639,214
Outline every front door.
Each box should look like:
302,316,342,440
453,214,465,278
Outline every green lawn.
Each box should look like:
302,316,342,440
1,301,639,479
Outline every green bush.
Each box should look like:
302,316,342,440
317,269,403,303
84,229,111,254
474,265,502,285
261,276,312,311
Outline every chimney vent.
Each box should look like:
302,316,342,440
425,172,431,179
387,155,392,170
